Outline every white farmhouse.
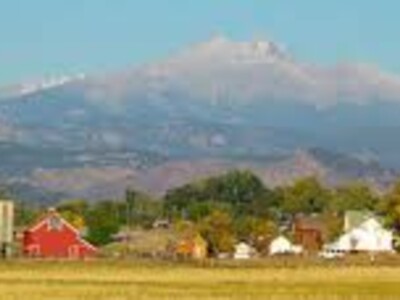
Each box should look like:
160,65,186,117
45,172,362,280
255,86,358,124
269,236,302,255
326,213,393,253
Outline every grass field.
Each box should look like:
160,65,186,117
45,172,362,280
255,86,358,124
0,260,400,299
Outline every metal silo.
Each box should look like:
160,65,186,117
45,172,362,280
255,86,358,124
0,201,14,257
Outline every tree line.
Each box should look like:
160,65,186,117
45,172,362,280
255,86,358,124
13,170,400,253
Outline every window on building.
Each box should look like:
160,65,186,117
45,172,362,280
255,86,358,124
48,216,63,231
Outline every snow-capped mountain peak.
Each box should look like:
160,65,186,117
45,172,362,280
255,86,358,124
171,36,290,66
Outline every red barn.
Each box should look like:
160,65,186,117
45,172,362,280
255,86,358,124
23,208,97,258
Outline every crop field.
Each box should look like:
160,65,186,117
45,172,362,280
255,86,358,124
0,260,399,300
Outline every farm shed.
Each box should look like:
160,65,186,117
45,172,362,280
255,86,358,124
269,236,302,255
234,242,255,260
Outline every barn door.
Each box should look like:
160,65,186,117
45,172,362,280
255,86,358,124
28,244,40,257
68,245,80,258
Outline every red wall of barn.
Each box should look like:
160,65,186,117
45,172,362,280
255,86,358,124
23,221,96,258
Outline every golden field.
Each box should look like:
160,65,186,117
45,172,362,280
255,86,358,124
0,260,399,299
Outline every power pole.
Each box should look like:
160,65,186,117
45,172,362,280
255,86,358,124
125,189,136,255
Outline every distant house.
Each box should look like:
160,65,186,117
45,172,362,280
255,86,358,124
23,208,97,258
269,236,302,256
293,215,326,253
234,242,255,260
325,211,393,253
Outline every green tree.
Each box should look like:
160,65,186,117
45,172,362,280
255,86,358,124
86,201,121,246
198,210,235,255
126,189,137,230
185,201,233,222
124,190,163,228
246,187,282,219
235,216,277,253
57,199,90,231
331,182,379,213
164,184,205,219
204,170,265,206
60,210,86,230
14,202,40,227
381,180,400,233
174,220,198,240
57,199,89,216
164,170,271,219
133,195,163,229
321,212,343,242
281,177,332,215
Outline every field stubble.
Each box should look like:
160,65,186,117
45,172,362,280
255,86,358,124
0,260,398,299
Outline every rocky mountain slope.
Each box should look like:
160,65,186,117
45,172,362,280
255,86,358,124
1,37,400,201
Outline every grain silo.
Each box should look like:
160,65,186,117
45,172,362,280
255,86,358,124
0,201,14,257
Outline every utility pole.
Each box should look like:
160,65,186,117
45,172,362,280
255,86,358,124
125,189,136,255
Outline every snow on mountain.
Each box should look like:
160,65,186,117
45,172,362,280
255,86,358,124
0,73,86,99
164,35,290,66
76,36,400,110
19,74,86,96
4,37,400,109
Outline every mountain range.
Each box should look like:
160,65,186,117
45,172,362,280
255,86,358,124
1,36,400,201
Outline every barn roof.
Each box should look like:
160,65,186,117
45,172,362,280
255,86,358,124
294,214,325,231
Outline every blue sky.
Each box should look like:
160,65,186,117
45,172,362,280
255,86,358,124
0,0,399,84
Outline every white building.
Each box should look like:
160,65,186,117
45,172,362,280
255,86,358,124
326,216,393,253
234,242,254,260
269,236,302,255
